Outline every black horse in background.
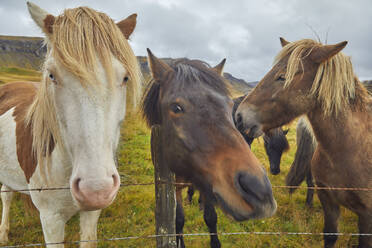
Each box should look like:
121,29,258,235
286,117,316,207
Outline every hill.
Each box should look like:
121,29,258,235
363,80,372,92
0,35,46,70
0,35,253,95
223,72,257,93
138,56,253,96
5,35,371,96
0,67,41,84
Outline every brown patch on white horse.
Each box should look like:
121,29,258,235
0,82,40,183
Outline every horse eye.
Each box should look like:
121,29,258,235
170,103,184,114
49,73,55,81
123,76,129,83
277,75,285,81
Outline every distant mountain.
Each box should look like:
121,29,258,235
223,72,256,94
0,35,46,70
0,35,253,95
363,80,372,92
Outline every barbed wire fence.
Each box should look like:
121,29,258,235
3,181,372,193
1,126,371,247
2,231,372,248
0,179,371,247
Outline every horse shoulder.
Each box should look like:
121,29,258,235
0,82,39,183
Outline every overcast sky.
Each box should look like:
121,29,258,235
0,0,371,81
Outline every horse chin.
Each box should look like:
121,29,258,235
214,193,253,221
215,192,277,221
246,126,263,139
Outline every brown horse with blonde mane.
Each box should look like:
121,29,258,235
236,38,372,247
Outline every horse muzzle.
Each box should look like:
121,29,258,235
71,173,120,211
235,106,263,138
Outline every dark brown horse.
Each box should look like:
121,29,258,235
182,94,289,247
142,49,276,248
236,38,372,247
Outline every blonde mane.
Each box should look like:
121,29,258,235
274,39,365,117
26,7,141,177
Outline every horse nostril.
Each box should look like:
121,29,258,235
251,124,258,131
238,173,262,201
236,112,242,125
248,124,259,136
112,174,119,187
237,172,271,202
73,177,82,192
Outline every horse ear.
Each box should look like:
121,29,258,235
147,48,173,82
212,58,226,76
117,13,137,39
280,37,290,47
27,2,55,35
283,129,289,135
310,41,348,63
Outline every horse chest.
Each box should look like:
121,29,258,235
312,151,358,186
312,148,372,211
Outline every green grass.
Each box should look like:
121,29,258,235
0,67,40,77
0,66,41,84
0,35,42,41
0,68,360,247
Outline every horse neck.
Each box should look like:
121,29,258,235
306,94,369,157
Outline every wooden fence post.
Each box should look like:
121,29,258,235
151,125,177,248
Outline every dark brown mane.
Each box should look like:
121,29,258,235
141,79,161,126
141,58,229,127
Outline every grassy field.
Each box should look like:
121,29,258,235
0,67,359,247
0,67,41,84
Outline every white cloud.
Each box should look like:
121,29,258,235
0,0,371,81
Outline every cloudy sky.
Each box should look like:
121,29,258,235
0,0,371,81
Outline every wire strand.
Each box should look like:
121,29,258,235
2,181,372,193
2,231,372,248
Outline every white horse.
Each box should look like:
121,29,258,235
0,2,141,247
